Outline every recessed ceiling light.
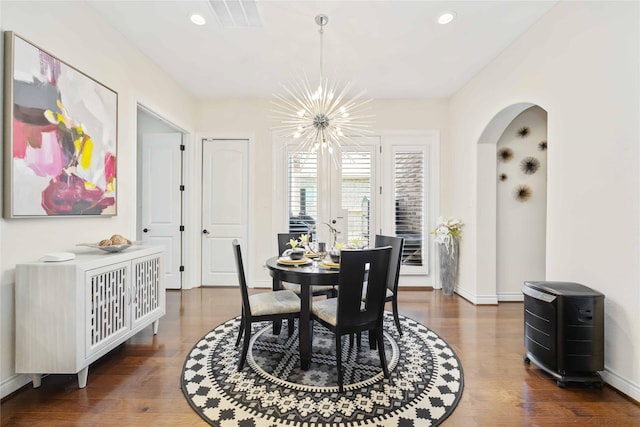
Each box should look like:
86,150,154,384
190,13,207,26
437,12,456,25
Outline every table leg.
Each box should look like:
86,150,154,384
299,285,313,370
272,276,282,335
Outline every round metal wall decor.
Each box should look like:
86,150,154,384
513,184,532,202
520,157,540,175
498,147,514,162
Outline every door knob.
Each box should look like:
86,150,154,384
331,219,337,224
143,228,150,233
203,229,209,234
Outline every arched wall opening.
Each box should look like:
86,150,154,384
475,102,548,303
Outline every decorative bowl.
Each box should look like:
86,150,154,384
77,242,138,253
289,249,305,260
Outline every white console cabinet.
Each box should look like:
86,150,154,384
15,245,165,388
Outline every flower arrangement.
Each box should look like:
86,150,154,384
288,234,309,251
431,216,464,253
284,234,309,260
287,238,301,249
432,217,463,296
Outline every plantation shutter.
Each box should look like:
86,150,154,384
394,151,425,267
341,151,372,248
287,152,317,234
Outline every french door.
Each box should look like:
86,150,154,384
285,137,379,249
282,133,435,277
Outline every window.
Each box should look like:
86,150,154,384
287,152,317,234
341,151,372,247
394,151,424,266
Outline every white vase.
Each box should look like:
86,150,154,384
439,238,459,296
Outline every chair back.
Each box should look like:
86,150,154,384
374,235,405,294
277,232,311,255
232,240,252,316
337,246,391,334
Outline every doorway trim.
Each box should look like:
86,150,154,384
272,129,440,288
471,102,541,305
135,101,191,288
190,132,255,288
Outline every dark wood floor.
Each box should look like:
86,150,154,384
2,287,639,426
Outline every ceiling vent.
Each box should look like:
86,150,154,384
208,0,262,27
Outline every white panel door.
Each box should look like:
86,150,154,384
201,139,248,286
141,133,182,289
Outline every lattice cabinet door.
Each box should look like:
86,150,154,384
131,254,163,330
85,261,131,357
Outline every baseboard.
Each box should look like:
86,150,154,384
497,292,524,302
398,286,433,291
251,279,272,289
601,368,640,403
1,373,31,400
456,286,498,305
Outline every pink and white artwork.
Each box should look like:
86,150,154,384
4,32,118,217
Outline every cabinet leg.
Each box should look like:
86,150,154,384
77,367,89,388
32,374,42,388
152,319,159,335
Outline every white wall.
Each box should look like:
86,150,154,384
194,98,449,287
0,1,196,397
449,1,640,399
496,106,547,300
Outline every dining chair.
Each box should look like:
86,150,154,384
374,234,405,335
232,239,301,371
352,234,405,347
277,232,337,298
311,246,392,392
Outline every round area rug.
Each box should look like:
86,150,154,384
181,312,463,426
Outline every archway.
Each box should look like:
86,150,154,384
475,102,548,302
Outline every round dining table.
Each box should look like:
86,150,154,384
265,256,339,371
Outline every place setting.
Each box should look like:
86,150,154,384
276,257,312,266
277,239,337,269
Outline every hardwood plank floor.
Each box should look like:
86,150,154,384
2,287,639,426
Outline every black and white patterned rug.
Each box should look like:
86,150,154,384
181,312,463,426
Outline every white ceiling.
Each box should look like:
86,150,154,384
87,0,557,100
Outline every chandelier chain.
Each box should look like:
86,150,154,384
318,15,326,81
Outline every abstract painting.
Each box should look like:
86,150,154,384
3,32,118,218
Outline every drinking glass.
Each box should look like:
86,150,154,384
317,242,327,264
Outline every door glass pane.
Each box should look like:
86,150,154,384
395,151,424,266
342,152,371,247
288,152,317,234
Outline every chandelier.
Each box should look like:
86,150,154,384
272,14,373,167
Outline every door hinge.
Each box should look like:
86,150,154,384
180,144,185,151
179,225,185,231
379,186,382,195
179,265,185,272
180,184,185,191
379,145,382,154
